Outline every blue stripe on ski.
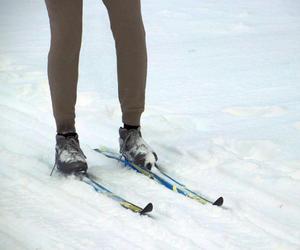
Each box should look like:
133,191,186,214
97,150,186,194
82,174,124,202
94,147,222,206
81,173,153,214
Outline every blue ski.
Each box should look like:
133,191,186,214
94,147,223,207
79,173,153,215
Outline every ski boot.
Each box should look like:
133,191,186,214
51,132,88,175
119,127,158,170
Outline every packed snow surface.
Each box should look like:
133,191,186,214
1,0,300,249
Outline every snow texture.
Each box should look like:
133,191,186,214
1,0,300,249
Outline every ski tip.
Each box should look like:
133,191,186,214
213,197,224,206
140,202,153,215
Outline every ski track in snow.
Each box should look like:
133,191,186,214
1,0,300,249
223,106,287,118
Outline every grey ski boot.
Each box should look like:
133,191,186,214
52,133,88,175
119,127,158,170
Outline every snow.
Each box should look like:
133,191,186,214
1,0,300,249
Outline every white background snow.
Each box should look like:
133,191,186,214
1,0,300,249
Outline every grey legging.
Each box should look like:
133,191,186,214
45,0,147,133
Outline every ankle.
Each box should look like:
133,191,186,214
57,132,78,138
123,124,140,130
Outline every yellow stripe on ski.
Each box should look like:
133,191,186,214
120,201,143,213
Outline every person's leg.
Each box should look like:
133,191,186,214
46,0,87,174
102,0,147,126
102,1,157,169
45,0,83,133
